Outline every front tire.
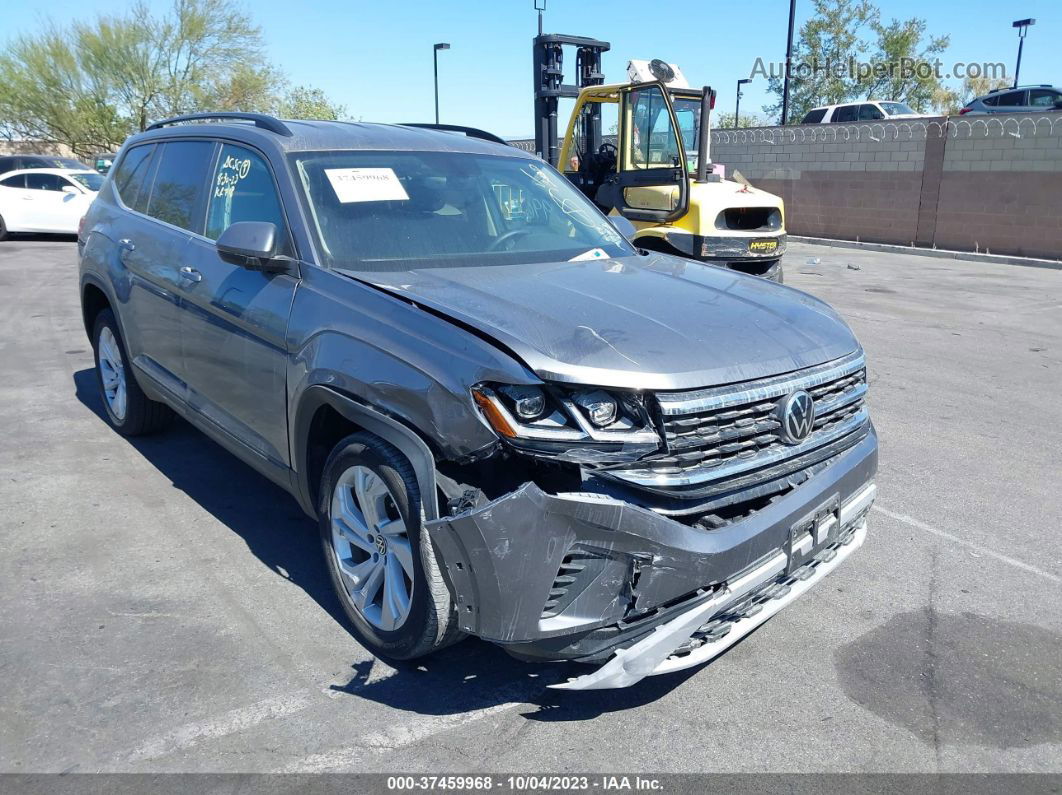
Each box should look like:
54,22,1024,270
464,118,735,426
91,308,173,436
319,432,463,660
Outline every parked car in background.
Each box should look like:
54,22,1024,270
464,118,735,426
959,85,1062,115
801,101,925,124
0,154,86,172
0,168,103,238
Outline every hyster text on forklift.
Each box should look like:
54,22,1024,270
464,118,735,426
533,33,787,281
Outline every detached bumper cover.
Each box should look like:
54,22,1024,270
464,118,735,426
551,482,875,689
426,427,877,666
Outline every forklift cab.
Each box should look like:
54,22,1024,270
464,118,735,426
558,82,690,223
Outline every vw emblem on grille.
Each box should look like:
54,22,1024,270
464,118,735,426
778,390,816,444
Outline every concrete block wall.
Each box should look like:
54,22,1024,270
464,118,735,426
711,114,1062,260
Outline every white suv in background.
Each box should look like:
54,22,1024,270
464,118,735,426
801,101,926,124
0,168,104,238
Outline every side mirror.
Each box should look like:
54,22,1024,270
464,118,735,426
609,214,637,241
62,185,80,195
216,221,285,271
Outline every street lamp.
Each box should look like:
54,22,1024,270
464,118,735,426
735,78,752,127
781,0,797,124
433,43,450,124
1011,19,1036,88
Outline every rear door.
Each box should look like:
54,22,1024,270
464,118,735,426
992,90,1027,112
858,104,885,121
114,140,213,399
178,142,298,469
832,104,859,123
0,173,31,230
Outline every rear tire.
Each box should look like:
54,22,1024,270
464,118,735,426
91,308,174,436
0,214,7,241
319,432,464,661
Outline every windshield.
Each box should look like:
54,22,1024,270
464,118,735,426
290,150,634,271
880,102,916,116
672,96,702,173
69,172,104,191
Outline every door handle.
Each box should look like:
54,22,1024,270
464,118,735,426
179,266,202,284
118,238,135,252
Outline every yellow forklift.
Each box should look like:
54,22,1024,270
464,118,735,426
533,34,786,280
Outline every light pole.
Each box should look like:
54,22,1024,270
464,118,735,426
735,78,751,127
1011,19,1035,88
433,42,450,124
781,0,797,124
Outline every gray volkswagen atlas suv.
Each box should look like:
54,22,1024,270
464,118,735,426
78,113,877,689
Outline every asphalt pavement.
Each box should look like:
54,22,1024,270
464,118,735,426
1,238,1059,774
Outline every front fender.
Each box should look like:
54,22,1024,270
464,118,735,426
291,385,443,519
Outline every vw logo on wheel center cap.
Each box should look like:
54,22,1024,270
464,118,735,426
778,390,816,444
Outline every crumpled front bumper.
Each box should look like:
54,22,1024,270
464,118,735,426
552,484,874,689
425,426,877,687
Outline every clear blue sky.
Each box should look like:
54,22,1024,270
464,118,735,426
2,0,1058,137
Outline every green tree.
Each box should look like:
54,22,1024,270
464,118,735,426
277,86,348,121
859,17,949,111
959,74,1011,104
764,0,879,123
0,0,342,155
715,112,765,129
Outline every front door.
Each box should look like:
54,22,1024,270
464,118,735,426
20,173,73,232
178,142,298,469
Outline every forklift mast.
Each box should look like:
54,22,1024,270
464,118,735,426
532,33,610,167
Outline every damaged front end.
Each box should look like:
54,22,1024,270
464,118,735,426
426,353,878,689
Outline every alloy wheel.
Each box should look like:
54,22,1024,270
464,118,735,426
97,326,127,421
329,465,415,631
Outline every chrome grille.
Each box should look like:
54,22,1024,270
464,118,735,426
612,352,869,490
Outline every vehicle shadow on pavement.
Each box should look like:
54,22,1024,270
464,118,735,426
73,368,349,630
74,368,703,718
329,641,704,721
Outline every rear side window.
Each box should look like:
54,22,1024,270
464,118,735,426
858,104,884,121
205,144,287,248
833,105,858,123
113,144,157,212
0,174,26,188
25,173,64,191
801,108,827,123
145,141,214,233
0,157,19,173
996,91,1027,107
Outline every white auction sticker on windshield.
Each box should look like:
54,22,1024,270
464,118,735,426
325,168,409,203
569,248,609,261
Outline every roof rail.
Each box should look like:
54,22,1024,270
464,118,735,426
399,123,509,146
146,112,293,137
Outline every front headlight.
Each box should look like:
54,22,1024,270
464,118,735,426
471,382,662,459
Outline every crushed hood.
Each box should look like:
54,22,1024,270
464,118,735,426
341,253,859,391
